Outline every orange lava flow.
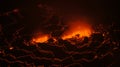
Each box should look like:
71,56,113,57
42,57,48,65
62,20,93,40
31,33,49,43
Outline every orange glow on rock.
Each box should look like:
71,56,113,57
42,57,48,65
31,32,49,43
62,20,93,40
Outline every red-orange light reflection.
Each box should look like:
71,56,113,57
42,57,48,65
31,33,49,43
62,20,93,40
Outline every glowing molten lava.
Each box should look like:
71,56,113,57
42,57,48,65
62,20,93,40
31,18,93,43
31,32,49,43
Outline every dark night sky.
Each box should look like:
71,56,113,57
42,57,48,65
0,0,119,25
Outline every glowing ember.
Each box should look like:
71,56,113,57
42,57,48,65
9,47,14,50
62,20,93,40
31,33,49,43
